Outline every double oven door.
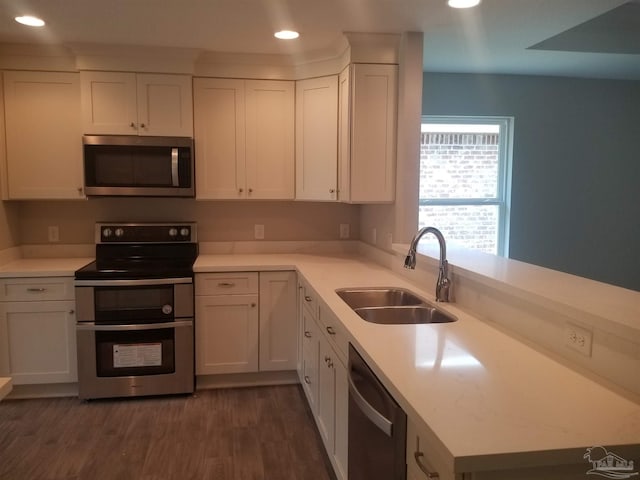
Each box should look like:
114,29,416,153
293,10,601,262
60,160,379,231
75,277,194,400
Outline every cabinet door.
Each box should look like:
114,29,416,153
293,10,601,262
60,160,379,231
349,64,398,203
194,78,246,199
0,301,77,384
195,294,259,374
301,305,320,413
317,336,336,457
245,80,295,199
3,71,84,199
337,66,351,203
259,271,297,371
137,74,193,137
295,75,338,201
80,71,138,135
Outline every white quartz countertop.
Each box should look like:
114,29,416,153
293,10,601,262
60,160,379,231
0,258,94,278
0,377,11,401
196,253,640,473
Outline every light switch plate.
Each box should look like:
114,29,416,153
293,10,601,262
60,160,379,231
254,224,265,240
339,224,350,239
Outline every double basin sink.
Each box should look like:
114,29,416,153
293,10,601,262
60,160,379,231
335,287,457,325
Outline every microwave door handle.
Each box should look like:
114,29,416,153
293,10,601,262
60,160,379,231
171,148,179,186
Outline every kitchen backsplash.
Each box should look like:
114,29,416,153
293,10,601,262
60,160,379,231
15,199,361,245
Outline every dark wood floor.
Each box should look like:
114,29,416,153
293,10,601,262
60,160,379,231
0,385,334,480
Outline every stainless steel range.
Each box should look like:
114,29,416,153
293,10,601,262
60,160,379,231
74,222,197,400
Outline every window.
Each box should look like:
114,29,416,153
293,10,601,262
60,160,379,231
419,116,512,256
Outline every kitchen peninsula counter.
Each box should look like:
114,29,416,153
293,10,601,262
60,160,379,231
195,253,640,475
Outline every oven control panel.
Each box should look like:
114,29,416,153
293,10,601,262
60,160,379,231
96,223,197,243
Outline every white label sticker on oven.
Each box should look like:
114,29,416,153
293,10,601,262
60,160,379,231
113,343,162,368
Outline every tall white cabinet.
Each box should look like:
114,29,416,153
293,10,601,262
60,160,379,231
2,71,84,200
338,64,398,203
80,71,193,136
295,75,339,201
194,78,295,200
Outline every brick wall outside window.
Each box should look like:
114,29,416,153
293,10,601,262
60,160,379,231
419,132,500,254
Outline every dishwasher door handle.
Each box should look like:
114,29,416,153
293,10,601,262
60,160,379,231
348,372,393,437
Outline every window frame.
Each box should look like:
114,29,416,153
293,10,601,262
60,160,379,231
419,115,513,256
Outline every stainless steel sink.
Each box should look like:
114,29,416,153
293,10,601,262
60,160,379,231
354,306,455,324
335,287,457,324
335,287,424,308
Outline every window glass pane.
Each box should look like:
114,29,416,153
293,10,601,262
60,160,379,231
420,124,500,199
418,205,499,254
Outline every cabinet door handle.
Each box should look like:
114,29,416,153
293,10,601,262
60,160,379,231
217,282,235,287
27,288,46,292
69,309,75,315
250,303,256,308
77,187,83,195
304,375,311,385
304,295,312,302
326,326,336,335
329,188,336,194
248,188,253,193
239,188,244,193
140,123,146,129
304,331,312,338
414,437,440,479
130,122,137,129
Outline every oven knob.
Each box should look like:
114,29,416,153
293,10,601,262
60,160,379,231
180,228,190,237
162,304,173,315
102,228,112,238
169,228,178,237
115,228,124,238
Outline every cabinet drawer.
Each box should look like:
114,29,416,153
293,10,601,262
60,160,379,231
195,272,259,295
0,277,75,302
407,417,457,480
318,305,348,363
300,282,318,317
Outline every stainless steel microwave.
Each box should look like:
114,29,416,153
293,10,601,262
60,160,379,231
83,135,195,197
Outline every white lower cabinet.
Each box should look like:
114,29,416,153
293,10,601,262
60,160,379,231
195,271,297,375
0,277,77,385
297,277,348,480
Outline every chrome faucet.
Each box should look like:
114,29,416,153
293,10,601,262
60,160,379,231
404,226,451,302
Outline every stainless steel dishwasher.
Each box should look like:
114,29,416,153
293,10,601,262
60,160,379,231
348,343,407,480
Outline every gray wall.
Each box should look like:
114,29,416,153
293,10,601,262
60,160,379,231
422,73,639,291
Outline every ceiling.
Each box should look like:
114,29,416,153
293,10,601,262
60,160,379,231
0,0,638,79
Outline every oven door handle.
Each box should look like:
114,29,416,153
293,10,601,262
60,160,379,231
75,277,192,287
76,320,193,331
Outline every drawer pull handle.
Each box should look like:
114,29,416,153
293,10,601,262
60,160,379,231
304,331,312,338
414,437,440,479
218,282,236,287
250,303,256,308
304,375,311,385
326,326,336,335
27,288,47,292
304,295,312,302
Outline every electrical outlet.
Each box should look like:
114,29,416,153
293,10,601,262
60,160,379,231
564,323,593,356
339,223,350,239
371,228,377,245
48,226,59,243
254,224,265,240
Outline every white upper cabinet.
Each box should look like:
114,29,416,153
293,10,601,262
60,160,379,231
295,75,339,201
338,64,398,203
80,71,193,136
194,78,295,200
3,71,84,200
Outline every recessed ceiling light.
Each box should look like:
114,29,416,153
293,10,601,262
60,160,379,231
447,0,481,8
15,15,45,27
274,30,299,40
